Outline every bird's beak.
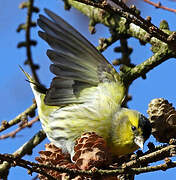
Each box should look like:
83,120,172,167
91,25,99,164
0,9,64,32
134,136,144,150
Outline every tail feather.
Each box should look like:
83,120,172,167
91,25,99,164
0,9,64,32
19,66,47,94
19,65,33,83
19,66,47,109
20,66,59,135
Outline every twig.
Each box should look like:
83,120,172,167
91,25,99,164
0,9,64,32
123,144,176,168
144,0,176,13
113,38,134,67
0,154,55,180
17,0,40,83
31,175,38,180
0,116,39,140
0,102,37,133
97,33,120,52
113,38,133,107
26,0,40,83
132,158,176,174
0,130,46,177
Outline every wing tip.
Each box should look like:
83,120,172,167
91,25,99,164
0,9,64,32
44,8,50,15
46,49,53,56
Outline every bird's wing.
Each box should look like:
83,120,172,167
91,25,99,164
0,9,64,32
37,9,125,106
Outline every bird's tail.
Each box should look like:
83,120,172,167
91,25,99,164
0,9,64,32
19,66,47,108
20,66,59,134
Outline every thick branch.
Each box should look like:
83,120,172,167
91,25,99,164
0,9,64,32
73,0,169,44
66,0,175,52
120,45,174,85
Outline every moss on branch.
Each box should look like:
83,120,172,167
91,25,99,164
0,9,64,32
66,0,176,86
120,44,174,85
67,0,171,45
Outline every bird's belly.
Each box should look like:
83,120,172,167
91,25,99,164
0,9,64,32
45,103,113,153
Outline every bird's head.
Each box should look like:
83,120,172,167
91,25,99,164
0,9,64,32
135,113,152,149
111,108,151,156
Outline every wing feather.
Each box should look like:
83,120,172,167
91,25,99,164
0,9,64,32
38,9,125,106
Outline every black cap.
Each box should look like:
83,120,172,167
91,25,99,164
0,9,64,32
139,114,152,141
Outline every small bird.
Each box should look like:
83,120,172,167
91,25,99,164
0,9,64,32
24,9,151,159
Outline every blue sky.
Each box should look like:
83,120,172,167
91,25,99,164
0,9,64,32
0,0,176,179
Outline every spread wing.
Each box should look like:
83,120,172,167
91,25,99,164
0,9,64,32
37,9,125,106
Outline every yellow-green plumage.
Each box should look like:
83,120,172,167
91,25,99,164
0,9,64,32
109,109,141,155
24,9,151,159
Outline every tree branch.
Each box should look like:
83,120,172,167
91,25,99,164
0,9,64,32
0,153,55,180
73,0,169,44
0,130,46,178
66,0,174,47
0,102,37,133
120,45,174,85
124,143,176,168
97,32,120,52
0,143,176,178
66,0,176,86
0,116,39,140
17,0,40,83
144,0,176,13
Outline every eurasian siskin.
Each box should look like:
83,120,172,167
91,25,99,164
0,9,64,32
25,9,151,159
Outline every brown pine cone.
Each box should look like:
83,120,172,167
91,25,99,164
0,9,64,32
73,132,112,170
35,143,82,180
36,133,119,180
147,98,176,143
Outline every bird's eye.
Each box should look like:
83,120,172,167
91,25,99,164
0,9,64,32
131,126,136,131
